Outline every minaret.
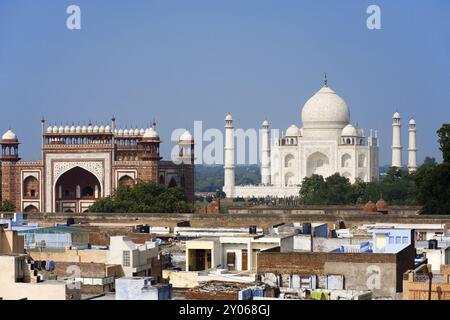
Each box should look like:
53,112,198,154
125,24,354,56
223,113,235,197
261,119,271,185
391,111,402,168
408,118,417,173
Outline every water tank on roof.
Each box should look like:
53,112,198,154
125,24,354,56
302,223,312,235
249,225,257,234
428,239,438,250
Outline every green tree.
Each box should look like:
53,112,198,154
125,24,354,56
414,124,450,214
89,181,194,213
299,174,327,205
215,190,226,199
422,156,437,167
0,200,16,212
415,162,450,214
324,173,353,205
437,124,450,163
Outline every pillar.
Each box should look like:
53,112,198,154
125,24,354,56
223,114,235,198
391,112,402,168
261,119,271,185
408,118,417,173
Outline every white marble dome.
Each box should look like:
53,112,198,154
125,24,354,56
341,124,357,136
81,125,87,133
70,125,76,133
47,126,53,133
143,127,159,139
179,130,193,142
301,85,350,129
285,124,299,137
93,125,99,133
104,125,111,132
225,114,233,121
409,118,416,125
139,128,145,135
76,126,82,133
2,129,18,141
393,111,401,119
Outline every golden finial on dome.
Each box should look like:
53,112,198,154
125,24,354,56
324,72,328,87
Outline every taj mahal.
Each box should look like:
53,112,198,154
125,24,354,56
222,76,417,198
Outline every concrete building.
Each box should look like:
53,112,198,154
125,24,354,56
0,212,39,232
416,245,450,272
0,225,80,300
28,235,161,293
361,223,448,241
185,234,293,272
403,264,450,300
257,229,416,298
107,236,159,277
115,277,172,300
19,225,90,249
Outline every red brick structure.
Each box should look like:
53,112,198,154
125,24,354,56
198,198,221,214
1,118,195,213
376,198,389,214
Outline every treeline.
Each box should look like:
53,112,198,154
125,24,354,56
299,169,418,206
300,124,450,215
195,164,260,192
90,181,195,213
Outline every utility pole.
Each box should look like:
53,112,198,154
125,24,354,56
428,270,433,300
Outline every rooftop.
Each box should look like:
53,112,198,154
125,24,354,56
19,225,88,234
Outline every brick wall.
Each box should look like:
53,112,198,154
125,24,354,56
83,225,152,246
257,251,398,275
1,162,20,210
26,211,450,230
54,261,107,278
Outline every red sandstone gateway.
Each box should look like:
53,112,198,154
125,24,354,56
0,118,195,213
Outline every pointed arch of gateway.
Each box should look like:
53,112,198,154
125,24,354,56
54,166,102,213
23,204,39,213
118,175,135,187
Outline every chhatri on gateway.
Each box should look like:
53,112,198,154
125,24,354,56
222,77,418,199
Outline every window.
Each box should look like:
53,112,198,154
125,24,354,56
417,232,427,241
395,236,401,244
123,251,130,267
402,236,409,244
388,236,395,244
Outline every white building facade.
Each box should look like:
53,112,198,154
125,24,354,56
223,78,380,198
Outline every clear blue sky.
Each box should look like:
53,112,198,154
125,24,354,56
1,0,449,165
